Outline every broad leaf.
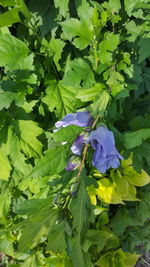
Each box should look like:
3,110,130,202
43,80,78,118
29,145,69,178
47,222,66,253
0,149,11,180
0,238,14,257
13,120,43,158
124,128,150,149
62,58,95,88
54,0,69,17
60,18,93,50
124,167,150,186
0,8,20,27
19,208,58,251
0,189,11,217
0,33,32,70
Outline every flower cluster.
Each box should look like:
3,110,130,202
54,112,123,173
86,126,123,173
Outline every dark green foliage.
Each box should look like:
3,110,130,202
0,0,150,266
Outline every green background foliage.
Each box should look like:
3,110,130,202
0,0,150,266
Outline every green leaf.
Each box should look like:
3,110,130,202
13,120,43,158
98,32,120,65
14,198,51,215
124,252,139,267
70,174,91,235
124,167,150,187
124,0,140,16
52,125,83,143
42,38,65,71
0,238,14,257
138,38,150,63
10,134,32,175
62,58,95,88
0,33,30,70
43,80,78,118
0,8,20,27
109,0,121,13
124,128,150,149
0,149,11,180
90,91,110,117
76,83,104,102
47,222,66,253
97,249,139,267
54,0,69,17
85,229,119,252
29,145,69,178
0,90,21,110
60,18,93,50
19,208,58,251
0,189,11,217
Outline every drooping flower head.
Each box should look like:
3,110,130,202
87,126,123,173
55,111,92,129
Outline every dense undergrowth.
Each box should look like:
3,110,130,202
0,0,150,266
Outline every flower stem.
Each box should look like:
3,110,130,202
76,114,100,180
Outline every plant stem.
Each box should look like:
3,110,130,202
76,114,100,180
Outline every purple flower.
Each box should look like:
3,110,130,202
65,157,80,171
55,111,92,129
66,161,78,171
71,134,85,155
87,126,123,173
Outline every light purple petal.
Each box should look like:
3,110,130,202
87,126,123,173
55,111,92,130
71,135,85,155
65,161,77,171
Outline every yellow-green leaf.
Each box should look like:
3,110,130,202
124,167,150,187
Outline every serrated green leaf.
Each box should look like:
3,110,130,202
43,80,78,118
124,0,140,16
0,91,18,110
52,125,83,143
42,38,65,71
29,145,69,178
54,0,69,17
62,58,95,89
76,83,103,102
0,8,20,27
0,238,14,257
124,128,150,149
124,252,139,267
0,189,11,217
0,33,30,70
90,91,110,117
98,32,120,65
124,167,150,187
13,120,43,159
109,0,121,13
138,38,150,63
47,222,66,253
14,198,51,215
19,208,58,251
0,149,11,180
60,18,93,50
70,174,91,236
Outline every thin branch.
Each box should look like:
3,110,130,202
76,114,100,179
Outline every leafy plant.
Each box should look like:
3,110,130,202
0,0,150,266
